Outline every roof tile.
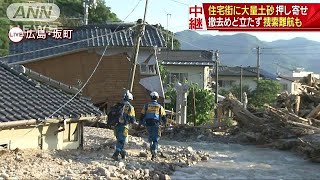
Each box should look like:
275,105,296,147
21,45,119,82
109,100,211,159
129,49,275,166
3,23,165,64
0,61,102,122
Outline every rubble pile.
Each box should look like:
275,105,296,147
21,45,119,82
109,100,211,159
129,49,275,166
0,127,209,179
220,77,320,163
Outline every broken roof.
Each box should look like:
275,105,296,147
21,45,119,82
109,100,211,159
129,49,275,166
0,61,102,122
158,50,214,66
3,23,165,64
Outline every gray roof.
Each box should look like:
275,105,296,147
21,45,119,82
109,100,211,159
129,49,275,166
158,50,214,66
0,61,102,122
278,76,302,82
3,23,165,64
213,66,278,80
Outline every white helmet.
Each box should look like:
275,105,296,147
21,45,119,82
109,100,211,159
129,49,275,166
150,91,159,100
124,90,133,100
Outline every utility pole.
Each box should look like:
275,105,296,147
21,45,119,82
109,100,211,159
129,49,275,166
128,0,149,92
166,13,171,49
83,0,97,25
256,46,261,81
255,46,261,97
240,65,243,102
83,0,89,25
214,50,219,124
171,32,174,50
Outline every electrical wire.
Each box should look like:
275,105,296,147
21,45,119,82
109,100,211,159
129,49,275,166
0,0,143,60
9,26,135,146
168,0,189,6
0,28,133,60
8,0,143,144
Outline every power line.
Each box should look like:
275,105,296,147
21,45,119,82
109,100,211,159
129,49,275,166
0,26,134,60
264,43,320,49
0,0,143,59
124,0,142,20
168,0,188,6
149,24,252,50
9,3,142,143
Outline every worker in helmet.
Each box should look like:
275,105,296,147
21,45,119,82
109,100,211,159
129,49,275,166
140,91,167,161
112,90,136,161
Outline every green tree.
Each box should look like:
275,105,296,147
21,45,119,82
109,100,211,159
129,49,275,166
250,80,281,108
219,85,253,100
55,0,120,26
158,63,169,86
165,83,215,125
0,18,9,56
158,25,181,50
88,0,119,24
0,0,120,57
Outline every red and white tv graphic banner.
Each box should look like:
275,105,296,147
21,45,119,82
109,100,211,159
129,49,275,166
189,3,320,31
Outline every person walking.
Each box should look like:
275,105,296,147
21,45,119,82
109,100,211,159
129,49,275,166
140,91,167,161
111,90,136,161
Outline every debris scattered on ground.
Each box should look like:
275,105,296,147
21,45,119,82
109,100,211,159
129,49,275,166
0,127,209,179
221,87,320,163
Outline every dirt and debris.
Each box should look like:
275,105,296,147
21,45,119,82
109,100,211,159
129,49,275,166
0,127,209,180
218,75,320,163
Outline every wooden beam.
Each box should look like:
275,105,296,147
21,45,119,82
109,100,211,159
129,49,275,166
0,116,104,129
306,104,320,118
294,95,301,115
266,105,309,122
286,120,320,132
310,118,320,124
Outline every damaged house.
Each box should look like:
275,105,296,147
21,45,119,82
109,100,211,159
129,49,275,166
0,62,102,150
3,22,166,114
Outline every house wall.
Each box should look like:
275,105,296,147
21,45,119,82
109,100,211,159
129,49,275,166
279,78,302,95
0,122,82,150
218,76,257,91
292,71,320,79
165,65,207,89
24,49,150,115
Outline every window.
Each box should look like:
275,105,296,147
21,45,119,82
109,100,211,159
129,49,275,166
218,80,235,88
169,73,188,84
140,64,147,73
282,84,288,91
63,123,79,142
140,63,157,75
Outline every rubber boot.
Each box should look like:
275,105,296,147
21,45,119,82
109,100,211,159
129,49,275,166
120,150,126,160
112,151,120,161
151,151,157,161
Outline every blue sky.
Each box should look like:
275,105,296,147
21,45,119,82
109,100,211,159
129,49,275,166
107,0,320,42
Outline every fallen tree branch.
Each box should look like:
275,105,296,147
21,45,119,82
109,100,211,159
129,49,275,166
286,121,320,132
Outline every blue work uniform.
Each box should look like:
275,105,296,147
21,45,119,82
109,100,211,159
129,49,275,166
114,100,135,153
140,100,167,155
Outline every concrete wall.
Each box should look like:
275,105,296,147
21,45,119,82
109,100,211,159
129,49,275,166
165,65,207,89
0,122,82,150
